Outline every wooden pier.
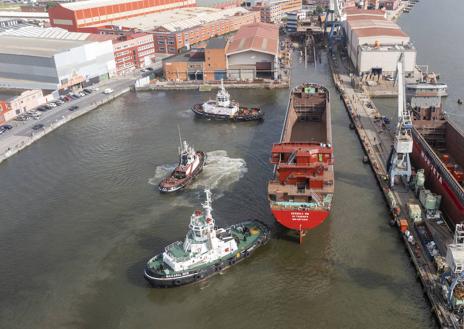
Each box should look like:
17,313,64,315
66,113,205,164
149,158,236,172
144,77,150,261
329,46,462,328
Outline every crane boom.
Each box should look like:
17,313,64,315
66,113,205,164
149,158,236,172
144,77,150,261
388,56,413,187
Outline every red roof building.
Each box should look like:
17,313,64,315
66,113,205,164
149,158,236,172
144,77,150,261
226,22,279,80
48,0,196,32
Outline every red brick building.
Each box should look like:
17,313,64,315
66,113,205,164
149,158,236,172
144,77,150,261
113,33,155,75
48,0,196,32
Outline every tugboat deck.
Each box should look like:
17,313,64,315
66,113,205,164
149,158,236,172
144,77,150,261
147,222,265,275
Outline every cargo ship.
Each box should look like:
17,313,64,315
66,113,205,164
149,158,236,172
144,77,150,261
268,83,334,243
407,78,464,227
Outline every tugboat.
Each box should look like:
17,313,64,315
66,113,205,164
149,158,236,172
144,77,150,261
158,131,206,193
191,80,263,121
144,189,270,287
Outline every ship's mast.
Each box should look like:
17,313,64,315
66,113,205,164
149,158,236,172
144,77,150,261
202,189,214,224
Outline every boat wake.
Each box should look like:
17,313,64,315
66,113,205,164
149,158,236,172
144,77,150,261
149,150,247,197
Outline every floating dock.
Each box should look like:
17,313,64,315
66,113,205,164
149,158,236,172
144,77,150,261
329,48,462,328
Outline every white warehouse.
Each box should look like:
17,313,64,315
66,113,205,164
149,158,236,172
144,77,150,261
344,9,416,75
0,35,116,92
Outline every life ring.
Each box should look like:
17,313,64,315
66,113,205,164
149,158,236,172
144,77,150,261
215,264,223,272
194,274,202,280
229,258,236,265
245,251,250,257
174,279,182,286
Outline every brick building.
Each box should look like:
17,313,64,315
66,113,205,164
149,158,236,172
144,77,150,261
48,0,196,32
163,23,279,82
248,0,302,24
113,33,155,75
0,89,45,123
204,38,227,81
164,38,228,81
104,7,260,55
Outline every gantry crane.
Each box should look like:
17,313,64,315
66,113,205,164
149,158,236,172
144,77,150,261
324,0,346,49
387,56,413,187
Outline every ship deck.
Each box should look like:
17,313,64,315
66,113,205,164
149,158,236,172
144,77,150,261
268,165,335,196
147,222,267,275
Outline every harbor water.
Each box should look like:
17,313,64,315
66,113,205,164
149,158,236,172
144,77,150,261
1,0,458,327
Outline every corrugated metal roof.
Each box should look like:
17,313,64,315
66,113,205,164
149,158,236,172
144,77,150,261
0,26,91,40
354,27,408,38
61,0,149,11
0,35,89,57
345,8,386,16
111,7,249,32
348,19,399,29
226,22,278,56
109,6,249,32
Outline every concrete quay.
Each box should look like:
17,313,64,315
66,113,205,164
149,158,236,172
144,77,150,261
136,80,290,91
0,79,132,165
330,47,460,328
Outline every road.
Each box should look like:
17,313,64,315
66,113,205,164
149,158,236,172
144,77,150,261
0,78,133,156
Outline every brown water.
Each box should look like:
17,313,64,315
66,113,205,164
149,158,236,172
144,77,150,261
0,3,449,328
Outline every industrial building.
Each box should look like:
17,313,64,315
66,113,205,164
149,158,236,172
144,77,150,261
48,0,195,32
0,89,45,123
102,7,260,55
163,38,228,81
226,22,279,80
0,25,153,76
248,0,302,24
344,9,416,75
163,22,279,82
112,33,155,75
0,35,116,91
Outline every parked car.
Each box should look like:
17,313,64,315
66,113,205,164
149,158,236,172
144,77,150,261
78,92,86,97
145,67,154,72
37,106,50,112
68,105,79,111
83,88,92,94
32,124,44,130
1,124,13,130
103,88,113,94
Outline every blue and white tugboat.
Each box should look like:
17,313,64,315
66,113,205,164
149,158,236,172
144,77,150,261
144,189,270,287
191,80,263,121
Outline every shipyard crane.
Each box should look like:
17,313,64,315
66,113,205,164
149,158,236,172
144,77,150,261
324,0,346,49
387,56,413,187
442,225,464,314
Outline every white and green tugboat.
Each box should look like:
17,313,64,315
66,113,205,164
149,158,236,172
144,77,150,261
144,189,270,287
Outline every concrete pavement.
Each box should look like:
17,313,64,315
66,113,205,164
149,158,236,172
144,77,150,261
0,78,134,164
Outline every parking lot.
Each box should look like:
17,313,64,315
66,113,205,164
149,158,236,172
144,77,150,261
0,78,134,157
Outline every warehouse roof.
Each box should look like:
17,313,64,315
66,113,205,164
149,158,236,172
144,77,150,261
0,35,89,57
347,15,385,21
108,7,250,32
354,27,408,38
60,0,147,11
348,19,400,30
226,22,278,56
206,38,227,49
345,8,386,17
0,26,91,40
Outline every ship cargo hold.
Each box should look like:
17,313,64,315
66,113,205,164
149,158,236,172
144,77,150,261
407,82,464,227
268,83,334,243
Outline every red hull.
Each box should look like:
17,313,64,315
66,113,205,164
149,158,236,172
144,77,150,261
271,208,330,230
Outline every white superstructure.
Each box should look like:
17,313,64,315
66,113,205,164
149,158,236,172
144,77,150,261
201,79,240,117
162,190,239,272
